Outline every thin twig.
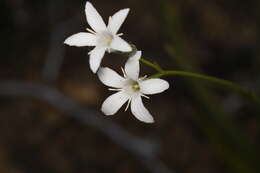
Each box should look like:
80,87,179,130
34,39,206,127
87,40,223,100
0,80,174,173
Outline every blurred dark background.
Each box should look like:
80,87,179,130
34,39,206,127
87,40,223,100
0,0,259,173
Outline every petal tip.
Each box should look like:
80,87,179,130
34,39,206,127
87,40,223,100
90,60,99,73
164,81,170,90
64,38,71,45
124,43,133,52
122,8,130,14
136,115,155,123
124,47,132,52
128,46,133,52
133,51,142,60
164,81,170,91
85,2,92,12
85,1,92,7
101,108,114,116
90,66,98,73
144,118,155,123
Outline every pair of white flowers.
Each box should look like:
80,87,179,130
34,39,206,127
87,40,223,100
64,1,169,123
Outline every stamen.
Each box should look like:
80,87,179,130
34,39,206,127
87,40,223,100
121,67,127,78
86,28,96,34
108,88,122,91
108,16,112,23
141,94,150,99
125,99,131,111
139,75,147,81
117,33,123,36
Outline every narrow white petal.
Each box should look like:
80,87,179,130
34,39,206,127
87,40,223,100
108,8,129,34
139,79,169,95
64,32,97,47
101,91,129,115
130,95,154,123
89,47,106,73
110,36,132,52
85,2,107,32
124,51,141,80
97,67,126,88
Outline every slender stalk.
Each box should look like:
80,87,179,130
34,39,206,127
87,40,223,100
140,58,163,72
140,58,260,106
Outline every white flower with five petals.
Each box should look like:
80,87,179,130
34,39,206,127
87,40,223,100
97,51,169,123
64,1,132,73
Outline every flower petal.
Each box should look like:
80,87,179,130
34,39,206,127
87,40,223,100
89,47,106,73
97,67,125,88
85,2,107,32
130,95,154,123
101,91,129,115
124,51,141,80
110,36,132,52
64,32,97,47
139,79,169,95
108,8,129,34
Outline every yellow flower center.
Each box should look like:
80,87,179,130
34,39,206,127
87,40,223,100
106,39,112,45
97,31,113,46
132,83,140,91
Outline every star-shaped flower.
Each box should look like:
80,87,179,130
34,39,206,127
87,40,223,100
64,1,132,73
97,51,169,123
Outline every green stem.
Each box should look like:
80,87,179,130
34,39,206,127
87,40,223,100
140,58,163,72
140,58,260,106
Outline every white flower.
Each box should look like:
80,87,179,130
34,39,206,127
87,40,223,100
64,1,132,73
97,51,169,123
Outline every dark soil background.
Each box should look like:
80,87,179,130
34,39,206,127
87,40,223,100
0,0,259,173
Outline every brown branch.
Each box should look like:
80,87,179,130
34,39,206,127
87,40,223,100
0,80,174,173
